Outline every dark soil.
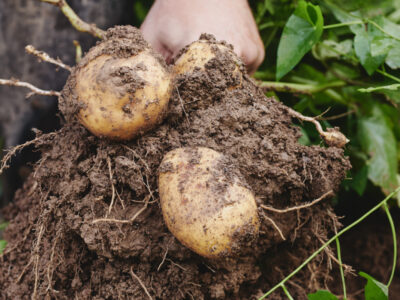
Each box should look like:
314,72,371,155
0,26,351,299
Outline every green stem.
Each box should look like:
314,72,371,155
259,21,275,30
376,69,400,84
259,80,346,94
323,21,364,29
281,284,294,300
258,186,400,300
369,20,400,42
41,0,105,39
383,202,397,287
336,238,347,300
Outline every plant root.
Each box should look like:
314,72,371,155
25,45,72,72
0,78,60,98
0,131,58,175
106,157,116,215
32,224,45,300
92,195,149,224
130,267,153,300
261,190,334,213
261,211,286,241
73,40,82,63
157,246,169,272
287,108,349,148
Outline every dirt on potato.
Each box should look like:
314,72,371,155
0,26,351,299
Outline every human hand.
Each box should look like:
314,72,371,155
140,0,264,74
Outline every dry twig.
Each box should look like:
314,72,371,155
25,45,72,72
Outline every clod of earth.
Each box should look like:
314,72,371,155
0,26,351,299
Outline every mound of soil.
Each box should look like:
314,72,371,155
0,26,350,299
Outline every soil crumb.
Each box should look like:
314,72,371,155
0,26,350,299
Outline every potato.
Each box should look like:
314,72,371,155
75,49,172,140
173,39,243,89
158,147,259,259
67,27,173,140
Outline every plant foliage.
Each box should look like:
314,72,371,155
251,0,400,204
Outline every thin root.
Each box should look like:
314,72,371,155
92,195,149,224
261,190,334,214
261,212,286,241
16,259,33,283
73,40,82,63
287,107,349,148
106,157,116,215
46,228,61,292
25,45,72,72
176,86,190,125
0,131,58,175
32,224,45,300
166,259,187,271
157,246,169,272
41,0,105,39
130,267,153,300
0,78,60,98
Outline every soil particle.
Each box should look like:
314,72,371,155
0,27,350,299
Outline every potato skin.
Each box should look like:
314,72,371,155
173,40,243,88
158,147,259,259
75,48,172,140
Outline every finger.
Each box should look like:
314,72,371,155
140,26,174,63
238,40,265,75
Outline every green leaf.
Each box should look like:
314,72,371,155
0,240,7,254
354,30,386,75
370,16,400,40
387,45,400,69
0,222,8,231
133,2,149,23
351,165,368,196
359,272,388,300
298,126,311,146
307,290,339,300
368,16,400,69
314,39,354,61
324,1,364,34
276,1,324,80
359,84,400,93
330,62,360,79
380,89,400,104
358,105,398,194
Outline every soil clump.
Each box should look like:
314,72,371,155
0,26,350,299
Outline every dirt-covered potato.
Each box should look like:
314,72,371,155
158,147,259,259
173,38,243,88
63,27,173,140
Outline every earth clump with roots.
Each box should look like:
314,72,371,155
0,26,351,299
